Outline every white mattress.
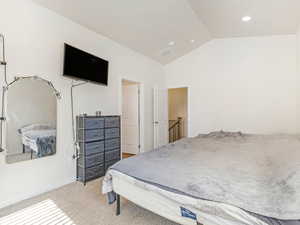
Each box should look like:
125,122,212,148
106,170,268,225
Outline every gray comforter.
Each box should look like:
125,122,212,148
109,132,300,222
23,129,56,157
36,135,56,157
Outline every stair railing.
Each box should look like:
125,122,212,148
169,117,182,143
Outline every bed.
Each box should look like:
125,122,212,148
19,124,56,158
103,131,300,225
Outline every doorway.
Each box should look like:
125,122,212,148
168,87,188,143
121,79,141,158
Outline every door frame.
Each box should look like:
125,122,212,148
119,78,144,155
167,86,190,138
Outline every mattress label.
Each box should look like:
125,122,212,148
180,207,197,221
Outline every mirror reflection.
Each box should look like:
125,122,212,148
5,78,57,164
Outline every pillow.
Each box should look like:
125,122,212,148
200,130,243,138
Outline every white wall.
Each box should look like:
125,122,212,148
0,0,165,208
298,28,300,81
165,35,300,136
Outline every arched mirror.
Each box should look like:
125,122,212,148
4,76,60,164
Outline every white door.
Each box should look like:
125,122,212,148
122,84,140,154
153,87,168,149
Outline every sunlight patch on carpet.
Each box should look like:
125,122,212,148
0,199,76,225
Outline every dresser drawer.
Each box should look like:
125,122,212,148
105,138,120,151
86,164,104,180
79,141,104,156
85,118,104,129
86,153,104,167
78,129,104,142
105,128,120,139
105,149,120,162
78,153,104,167
105,159,120,171
85,129,104,141
105,117,120,128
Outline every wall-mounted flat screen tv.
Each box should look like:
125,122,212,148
63,44,109,85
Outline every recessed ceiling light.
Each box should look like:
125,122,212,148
242,16,252,22
190,39,195,43
168,41,175,46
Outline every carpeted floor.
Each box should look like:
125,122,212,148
0,179,177,225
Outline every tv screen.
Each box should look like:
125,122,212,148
63,44,109,85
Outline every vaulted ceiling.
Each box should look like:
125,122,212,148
32,0,300,64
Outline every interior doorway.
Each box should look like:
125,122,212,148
121,79,141,158
168,87,188,143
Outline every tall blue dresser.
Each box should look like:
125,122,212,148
76,115,121,185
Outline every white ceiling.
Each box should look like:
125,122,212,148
189,0,300,38
32,0,300,64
